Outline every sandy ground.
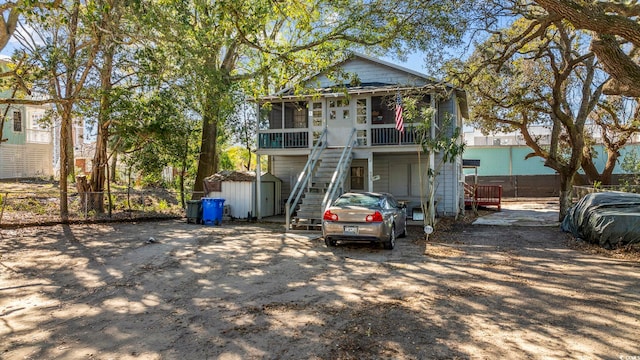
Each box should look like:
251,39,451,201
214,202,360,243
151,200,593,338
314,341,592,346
1,205,640,359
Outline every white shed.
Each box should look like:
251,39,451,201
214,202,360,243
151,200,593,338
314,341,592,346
203,170,282,219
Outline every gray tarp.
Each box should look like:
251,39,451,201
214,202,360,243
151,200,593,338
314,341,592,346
561,191,640,248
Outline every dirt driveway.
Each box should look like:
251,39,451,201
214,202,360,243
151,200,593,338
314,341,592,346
1,211,639,359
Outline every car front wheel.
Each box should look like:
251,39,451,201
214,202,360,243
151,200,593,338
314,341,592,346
399,217,407,238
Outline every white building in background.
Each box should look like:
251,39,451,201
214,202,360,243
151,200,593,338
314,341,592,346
0,77,54,179
464,124,640,147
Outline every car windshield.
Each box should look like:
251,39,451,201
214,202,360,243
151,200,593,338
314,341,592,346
333,193,382,208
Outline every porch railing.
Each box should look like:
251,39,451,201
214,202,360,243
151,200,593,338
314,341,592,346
258,125,417,149
371,126,416,146
259,130,308,149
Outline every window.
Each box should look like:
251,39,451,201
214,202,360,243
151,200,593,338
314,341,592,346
284,102,307,128
350,166,365,190
328,99,349,122
356,99,367,125
311,102,323,127
13,111,22,132
268,103,283,129
371,96,394,124
312,131,323,145
31,112,46,129
356,129,367,146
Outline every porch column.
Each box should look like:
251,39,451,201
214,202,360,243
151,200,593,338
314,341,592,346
255,100,262,220
256,154,262,219
429,96,436,221
367,153,374,192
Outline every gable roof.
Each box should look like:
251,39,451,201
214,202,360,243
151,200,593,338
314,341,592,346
259,52,469,118
262,52,462,97
273,52,435,96
347,52,438,82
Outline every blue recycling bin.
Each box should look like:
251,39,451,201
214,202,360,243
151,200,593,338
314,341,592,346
202,198,225,225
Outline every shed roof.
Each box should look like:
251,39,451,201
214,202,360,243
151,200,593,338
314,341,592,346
205,170,257,182
204,170,281,182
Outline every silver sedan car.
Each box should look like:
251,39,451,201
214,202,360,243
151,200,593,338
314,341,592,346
322,192,407,249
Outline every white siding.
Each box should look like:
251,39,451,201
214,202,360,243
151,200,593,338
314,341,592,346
438,95,463,135
207,181,255,219
271,156,309,198
389,163,409,197
372,153,461,217
310,58,429,88
0,143,53,179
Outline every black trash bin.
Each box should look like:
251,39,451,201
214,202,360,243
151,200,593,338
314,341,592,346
186,199,202,224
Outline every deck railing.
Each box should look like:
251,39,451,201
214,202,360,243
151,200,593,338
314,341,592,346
258,125,416,149
259,130,308,149
371,126,416,146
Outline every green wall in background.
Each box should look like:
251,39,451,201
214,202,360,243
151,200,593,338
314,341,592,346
1,104,27,145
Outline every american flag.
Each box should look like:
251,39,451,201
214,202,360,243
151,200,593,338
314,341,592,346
395,93,404,133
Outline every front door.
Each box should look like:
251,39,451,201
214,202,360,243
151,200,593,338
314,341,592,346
326,98,351,146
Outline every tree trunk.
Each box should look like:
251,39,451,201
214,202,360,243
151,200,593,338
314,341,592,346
193,95,219,199
581,147,619,185
246,145,252,171
580,147,602,184
89,47,114,213
66,118,75,179
110,152,118,183
600,148,619,185
76,174,91,214
558,170,576,221
59,104,72,222
180,134,188,208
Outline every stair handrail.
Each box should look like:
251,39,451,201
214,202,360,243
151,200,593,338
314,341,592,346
285,129,327,230
322,129,357,212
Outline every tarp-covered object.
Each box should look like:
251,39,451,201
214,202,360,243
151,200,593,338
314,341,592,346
561,192,640,248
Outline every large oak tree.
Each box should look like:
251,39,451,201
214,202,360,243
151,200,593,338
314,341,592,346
452,19,605,219
532,0,640,98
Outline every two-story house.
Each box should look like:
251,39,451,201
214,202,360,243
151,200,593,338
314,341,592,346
0,58,53,179
254,53,468,229
0,101,53,179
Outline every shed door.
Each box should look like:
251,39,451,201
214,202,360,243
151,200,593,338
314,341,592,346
326,98,352,146
261,182,275,217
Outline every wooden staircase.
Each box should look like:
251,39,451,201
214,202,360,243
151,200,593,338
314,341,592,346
291,148,352,230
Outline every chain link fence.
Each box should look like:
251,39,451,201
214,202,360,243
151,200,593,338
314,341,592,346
0,189,206,227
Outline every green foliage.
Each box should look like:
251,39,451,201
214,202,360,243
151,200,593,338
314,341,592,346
621,148,640,186
9,0,478,203
111,86,200,189
139,173,165,189
156,199,170,211
413,104,465,227
218,151,235,171
415,110,466,170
